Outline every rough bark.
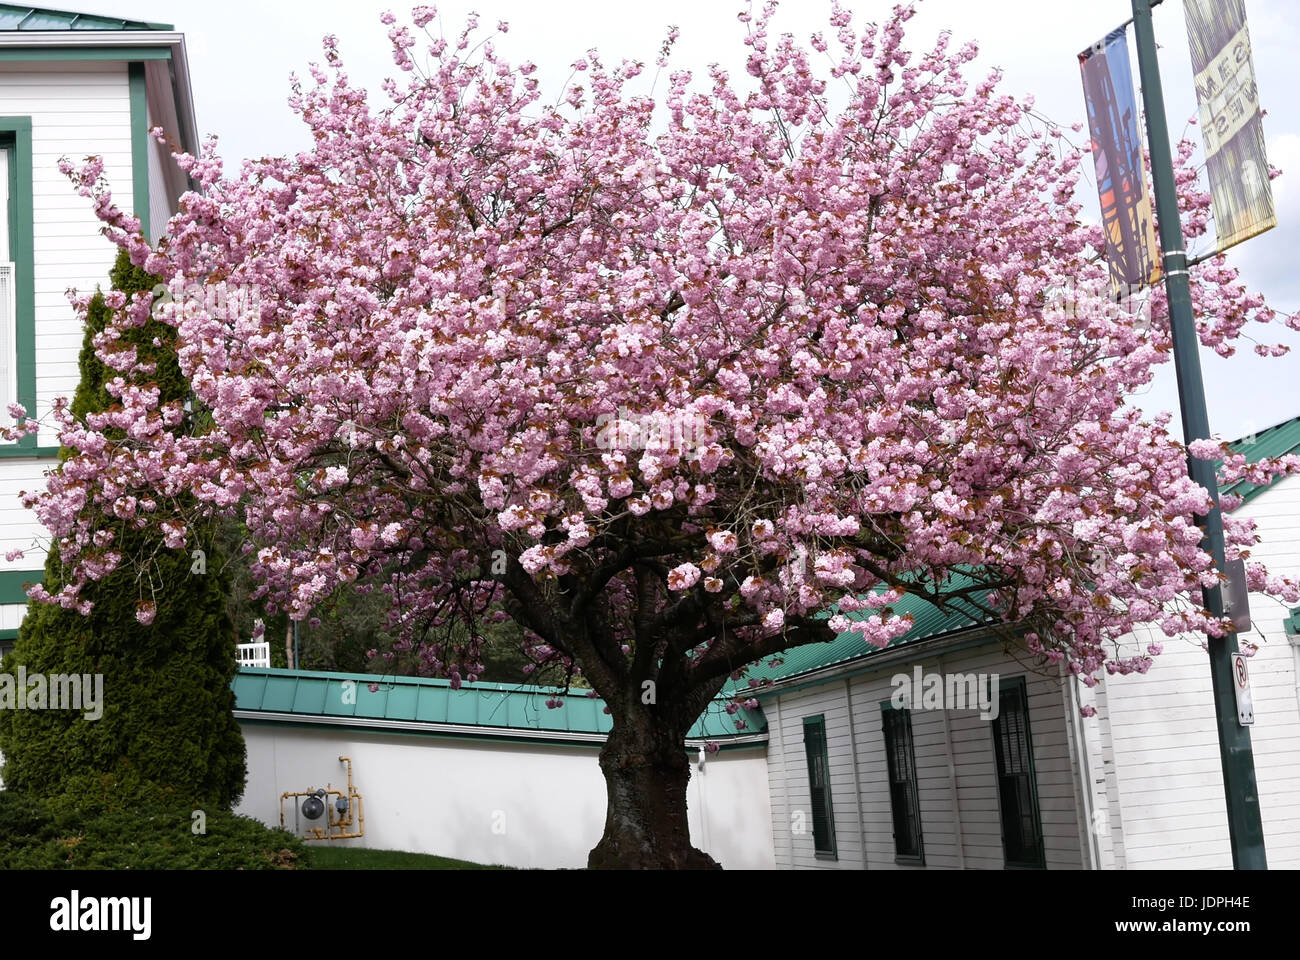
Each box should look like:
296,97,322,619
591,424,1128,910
587,708,721,870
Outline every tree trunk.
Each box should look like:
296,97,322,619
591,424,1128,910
587,709,721,869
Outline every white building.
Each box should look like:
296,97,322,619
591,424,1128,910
1081,416,1300,868
751,415,1300,870
231,668,776,870
234,418,1300,870
0,4,1294,873
0,4,198,656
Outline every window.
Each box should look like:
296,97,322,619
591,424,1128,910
0,137,14,435
0,139,9,253
882,704,924,863
991,677,1045,868
802,715,836,858
0,117,32,452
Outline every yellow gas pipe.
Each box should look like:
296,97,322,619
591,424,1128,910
278,755,365,840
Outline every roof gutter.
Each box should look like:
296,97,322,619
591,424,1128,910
164,34,198,160
233,709,769,750
0,29,183,46
0,29,199,159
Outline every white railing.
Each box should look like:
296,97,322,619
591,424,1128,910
236,641,271,668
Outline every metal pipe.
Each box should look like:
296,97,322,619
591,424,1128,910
1130,0,1266,869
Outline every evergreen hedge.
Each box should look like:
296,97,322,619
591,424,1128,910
0,248,246,808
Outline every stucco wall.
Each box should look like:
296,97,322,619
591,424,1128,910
235,721,776,869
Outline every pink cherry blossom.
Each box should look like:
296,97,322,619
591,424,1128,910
17,4,1300,861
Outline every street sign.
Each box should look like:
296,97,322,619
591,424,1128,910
1223,556,1251,633
1232,653,1254,726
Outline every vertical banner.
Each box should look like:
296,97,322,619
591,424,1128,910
1080,28,1163,293
1184,0,1276,252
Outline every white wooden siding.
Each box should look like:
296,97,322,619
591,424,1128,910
1099,472,1300,869
0,61,134,453
0,61,134,578
0,600,26,631
0,458,50,574
763,642,1086,870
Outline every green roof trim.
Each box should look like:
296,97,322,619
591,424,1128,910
232,667,766,744
0,568,41,605
1285,606,1300,637
128,60,149,240
1222,414,1300,508
735,573,992,690
0,3,172,30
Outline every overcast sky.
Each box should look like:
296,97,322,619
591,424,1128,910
69,0,1300,441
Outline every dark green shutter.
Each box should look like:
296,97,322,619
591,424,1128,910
802,716,836,857
991,678,1045,868
882,705,924,862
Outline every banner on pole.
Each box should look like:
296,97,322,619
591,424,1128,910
1079,27,1163,293
1184,0,1276,252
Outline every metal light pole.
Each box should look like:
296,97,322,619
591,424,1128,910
1130,0,1266,869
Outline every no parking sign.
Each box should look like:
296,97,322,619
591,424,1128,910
1232,653,1254,726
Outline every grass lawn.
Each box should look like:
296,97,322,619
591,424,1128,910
307,845,509,870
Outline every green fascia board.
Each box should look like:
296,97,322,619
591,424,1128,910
0,568,40,604
234,715,768,753
0,4,172,30
0,117,35,454
236,714,613,751
231,667,764,741
1221,414,1300,508
127,60,149,240
0,46,171,60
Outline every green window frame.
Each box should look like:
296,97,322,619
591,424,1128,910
0,117,34,456
990,676,1045,869
802,715,836,859
881,703,924,864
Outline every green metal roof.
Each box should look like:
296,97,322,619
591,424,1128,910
232,668,766,743
735,574,991,690
1222,414,1300,508
0,3,171,30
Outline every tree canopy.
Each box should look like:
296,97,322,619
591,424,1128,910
14,1,1300,866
